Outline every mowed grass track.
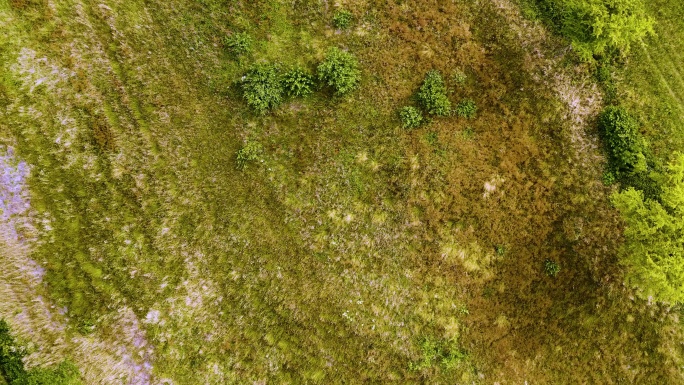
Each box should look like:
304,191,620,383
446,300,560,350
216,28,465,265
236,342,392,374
1,0,684,384
621,1,684,158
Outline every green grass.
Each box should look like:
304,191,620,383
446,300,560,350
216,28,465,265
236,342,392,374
1,0,683,383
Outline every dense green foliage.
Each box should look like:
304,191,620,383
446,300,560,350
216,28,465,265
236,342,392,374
317,48,361,95
242,63,283,114
236,141,263,169
0,321,81,385
409,336,468,372
281,67,314,97
598,106,647,175
455,99,477,118
598,106,662,199
536,0,655,60
332,10,353,29
611,154,684,304
399,106,423,129
543,259,561,277
417,70,451,116
224,32,252,57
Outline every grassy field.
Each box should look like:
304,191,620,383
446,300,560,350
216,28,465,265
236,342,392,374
1,0,683,383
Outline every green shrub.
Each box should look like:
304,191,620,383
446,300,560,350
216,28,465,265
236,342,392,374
611,153,684,303
543,259,561,277
417,71,451,116
452,70,468,84
409,336,467,372
0,320,82,385
399,106,423,129
332,10,353,29
281,67,314,97
537,0,654,60
455,99,477,118
317,48,361,96
236,141,263,169
0,320,27,384
242,63,283,114
598,106,647,176
224,32,252,57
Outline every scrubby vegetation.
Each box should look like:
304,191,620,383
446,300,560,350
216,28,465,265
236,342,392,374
332,10,353,30
0,321,82,385
281,67,315,97
241,63,283,114
399,106,423,129
2,0,684,383
224,32,252,57
236,140,263,169
543,259,561,277
417,70,451,116
317,47,361,95
611,154,684,303
455,99,477,119
536,0,655,60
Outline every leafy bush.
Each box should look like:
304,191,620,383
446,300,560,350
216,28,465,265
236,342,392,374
417,71,451,116
281,67,314,97
332,10,353,29
598,106,647,176
455,99,477,118
543,259,561,277
0,320,82,385
224,32,252,57
537,0,654,60
452,70,468,84
409,336,467,372
611,153,684,303
236,141,263,169
317,48,361,96
242,63,283,114
399,106,423,129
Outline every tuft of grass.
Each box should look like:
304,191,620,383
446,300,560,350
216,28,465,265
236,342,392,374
224,32,252,57
543,259,561,277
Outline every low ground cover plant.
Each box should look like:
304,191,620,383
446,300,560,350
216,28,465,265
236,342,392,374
224,32,252,57
399,106,423,129
242,63,283,114
417,70,451,116
282,67,315,97
332,10,353,29
317,47,361,95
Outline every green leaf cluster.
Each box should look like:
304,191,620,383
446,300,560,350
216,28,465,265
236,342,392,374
399,106,423,129
236,140,263,169
611,153,684,304
537,0,655,60
543,259,561,277
417,70,451,116
598,106,647,175
409,336,467,372
455,98,477,119
281,67,314,97
332,10,353,29
241,63,283,114
0,320,82,385
224,32,252,57
317,48,361,96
